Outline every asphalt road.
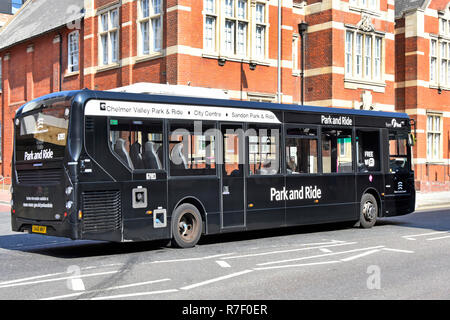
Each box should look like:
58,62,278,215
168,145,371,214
0,207,449,300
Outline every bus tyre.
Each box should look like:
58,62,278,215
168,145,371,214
359,193,378,228
171,204,202,248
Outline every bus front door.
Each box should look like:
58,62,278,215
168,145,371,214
384,131,416,215
220,124,246,228
355,129,384,216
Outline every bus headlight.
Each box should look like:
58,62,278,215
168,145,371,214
66,201,73,209
65,186,73,195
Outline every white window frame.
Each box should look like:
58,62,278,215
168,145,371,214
292,34,299,75
345,30,383,82
202,0,269,63
345,31,353,76
98,7,120,66
222,0,250,57
426,113,443,161
430,39,437,83
349,0,378,11
68,31,79,73
431,36,450,88
203,0,217,53
253,1,268,60
137,0,163,57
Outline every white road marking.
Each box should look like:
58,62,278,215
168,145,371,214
0,270,120,289
402,231,449,241
148,252,235,264
0,272,67,286
0,264,121,287
180,270,253,290
253,260,341,271
340,249,381,262
319,248,332,253
222,242,357,260
90,289,179,300
382,248,414,253
216,261,231,268
256,246,384,266
41,278,171,300
426,234,450,241
67,277,85,291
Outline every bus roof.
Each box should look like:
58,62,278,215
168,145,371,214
15,89,410,120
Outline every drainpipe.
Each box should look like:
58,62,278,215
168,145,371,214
298,22,308,106
277,0,281,103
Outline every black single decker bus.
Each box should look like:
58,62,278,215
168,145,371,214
11,90,415,248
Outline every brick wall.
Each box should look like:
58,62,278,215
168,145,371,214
395,0,450,191
0,0,435,191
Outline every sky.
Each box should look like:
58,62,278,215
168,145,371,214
11,0,23,14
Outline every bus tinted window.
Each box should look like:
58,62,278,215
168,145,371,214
16,101,70,162
286,127,317,137
322,128,353,173
248,125,281,175
109,119,164,170
356,130,380,172
389,132,409,173
285,127,318,174
169,121,216,176
223,126,244,177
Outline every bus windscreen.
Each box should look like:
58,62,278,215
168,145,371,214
15,101,70,162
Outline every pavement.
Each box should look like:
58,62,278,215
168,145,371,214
0,189,449,212
415,191,450,209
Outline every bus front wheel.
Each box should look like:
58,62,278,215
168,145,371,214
171,204,202,248
358,193,378,228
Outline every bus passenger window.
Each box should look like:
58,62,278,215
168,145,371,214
356,130,380,172
169,122,216,176
285,138,318,174
285,127,318,174
248,125,280,175
389,132,410,173
322,128,353,173
109,119,164,170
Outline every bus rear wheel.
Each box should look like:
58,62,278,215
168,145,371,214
358,193,378,228
171,204,202,248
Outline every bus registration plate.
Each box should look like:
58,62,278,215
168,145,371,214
32,225,47,234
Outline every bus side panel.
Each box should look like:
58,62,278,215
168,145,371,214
168,177,221,235
246,176,285,230
384,172,416,216
286,175,357,225
355,173,385,213
122,174,169,241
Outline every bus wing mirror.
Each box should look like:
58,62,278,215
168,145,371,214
408,133,415,147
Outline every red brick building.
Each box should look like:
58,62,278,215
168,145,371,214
0,0,404,186
396,0,450,191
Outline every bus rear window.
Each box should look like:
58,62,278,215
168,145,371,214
15,101,70,162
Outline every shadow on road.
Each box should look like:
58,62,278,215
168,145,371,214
0,233,169,258
0,208,448,259
0,222,355,259
377,208,450,230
